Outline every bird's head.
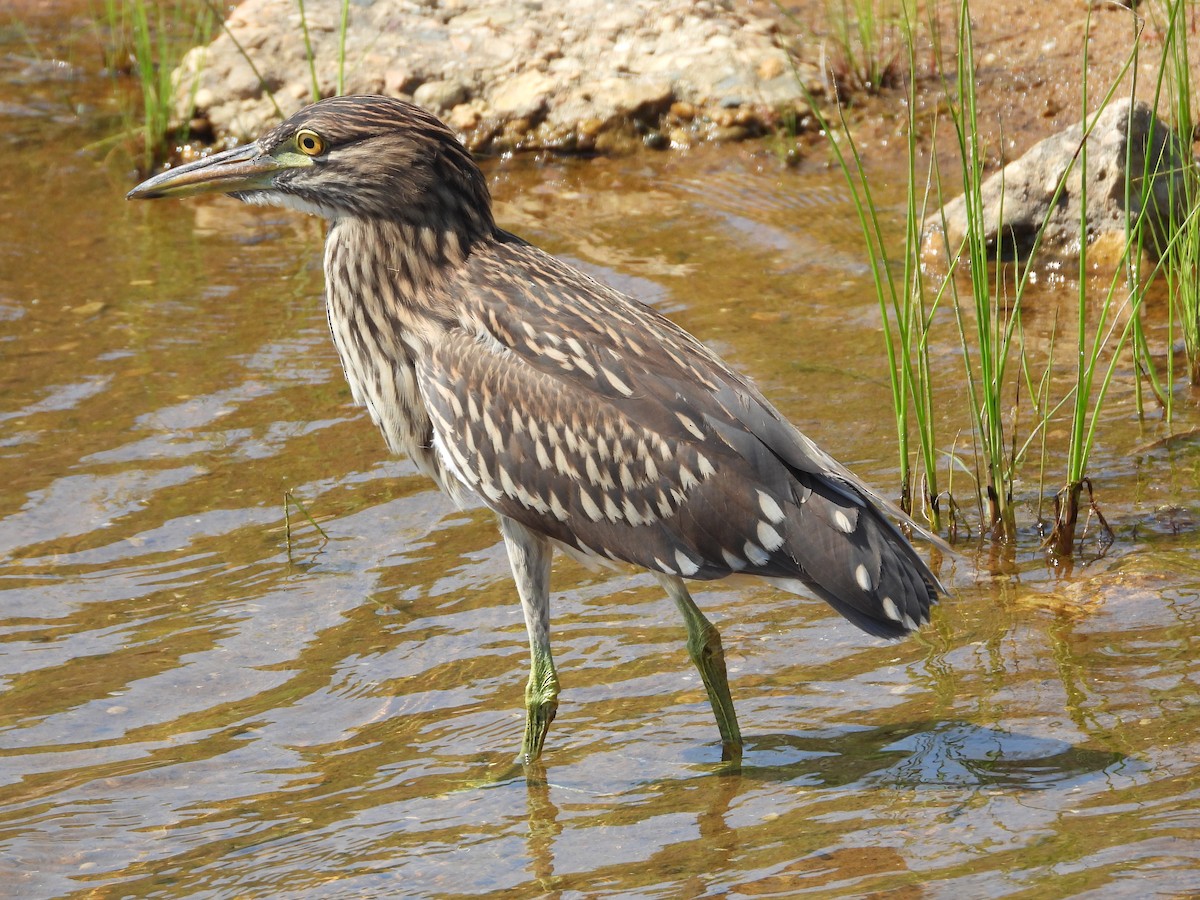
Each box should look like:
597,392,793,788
128,95,495,239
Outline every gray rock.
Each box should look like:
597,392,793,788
168,0,819,152
413,78,470,112
926,99,1192,264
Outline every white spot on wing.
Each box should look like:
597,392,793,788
579,490,603,521
744,540,769,566
758,491,785,523
497,466,517,497
757,521,784,551
524,488,549,514
674,550,700,577
656,490,673,518
482,411,503,453
623,497,648,526
676,412,705,439
554,446,577,478
855,563,872,592
833,509,854,533
720,548,746,571
619,463,636,491
602,367,634,397
881,597,902,622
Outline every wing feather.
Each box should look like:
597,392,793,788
416,237,940,636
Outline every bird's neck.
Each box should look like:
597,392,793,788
323,217,465,371
321,217,460,482
327,216,484,314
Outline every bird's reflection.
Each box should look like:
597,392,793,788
506,719,1126,894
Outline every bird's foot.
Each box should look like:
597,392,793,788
521,695,558,762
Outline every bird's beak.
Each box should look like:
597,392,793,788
126,142,287,201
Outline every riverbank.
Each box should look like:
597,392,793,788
169,0,1198,166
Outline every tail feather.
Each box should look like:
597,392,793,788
777,474,939,638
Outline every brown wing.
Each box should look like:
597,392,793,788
416,237,937,637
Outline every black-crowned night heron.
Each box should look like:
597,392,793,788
129,95,941,763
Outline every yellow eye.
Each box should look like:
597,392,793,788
295,129,326,156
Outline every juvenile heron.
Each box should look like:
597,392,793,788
129,95,941,762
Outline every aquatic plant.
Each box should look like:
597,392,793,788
1142,0,1200,399
796,7,945,529
96,0,353,168
97,0,216,170
821,0,913,95
804,0,1189,557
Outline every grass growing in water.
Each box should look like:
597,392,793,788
1045,1,1197,555
939,0,1020,540
1146,0,1200,397
821,0,913,94
792,6,946,530
807,0,1193,557
97,0,216,170
97,0,354,169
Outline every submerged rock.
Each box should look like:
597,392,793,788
925,99,1193,266
170,0,819,153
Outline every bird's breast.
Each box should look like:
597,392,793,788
322,228,447,487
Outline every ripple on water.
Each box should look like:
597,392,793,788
1,12,1199,898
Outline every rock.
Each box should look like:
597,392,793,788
167,0,814,154
447,100,485,132
608,79,675,120
489,70,556,120
384,68,420,96
547,78,673,129
926,99,1192,265
413,78,470,112
670,101,696,121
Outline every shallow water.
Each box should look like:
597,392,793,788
2,5,1199,899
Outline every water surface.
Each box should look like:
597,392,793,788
1,5,1198,898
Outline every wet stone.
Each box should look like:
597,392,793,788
926,99,1194,265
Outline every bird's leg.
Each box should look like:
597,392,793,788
657,574,743,761
498,516,558,763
